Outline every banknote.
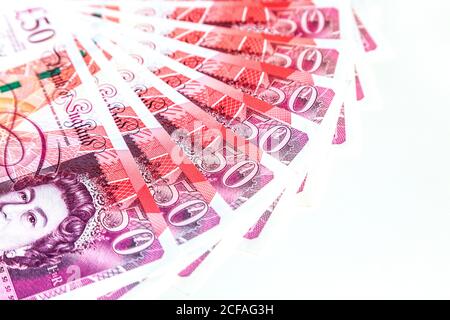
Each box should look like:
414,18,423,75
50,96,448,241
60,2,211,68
79,17,350,145
0,0,375,300
0,24,180,299
177,187,286,277
78,39,224,249
353,10,377,53
81,0,353,40
84,35,346,298
102,171,308,299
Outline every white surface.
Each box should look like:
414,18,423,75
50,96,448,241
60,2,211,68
138,0,450,299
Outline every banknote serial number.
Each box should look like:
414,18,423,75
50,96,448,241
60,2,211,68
176,304,274,317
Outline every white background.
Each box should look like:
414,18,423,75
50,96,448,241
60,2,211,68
134,0,450,299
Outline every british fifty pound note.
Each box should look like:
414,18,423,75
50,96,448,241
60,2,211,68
76,34,290,259
0,5,187,300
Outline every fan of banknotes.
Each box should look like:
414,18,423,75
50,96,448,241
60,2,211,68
0,0,379,300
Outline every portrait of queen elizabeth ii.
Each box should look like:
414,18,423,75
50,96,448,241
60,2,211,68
0,171,96,270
